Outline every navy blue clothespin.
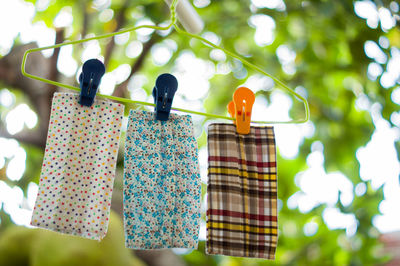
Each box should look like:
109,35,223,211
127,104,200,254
152,73,178,121
78,59,105,107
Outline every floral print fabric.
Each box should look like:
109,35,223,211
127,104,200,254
31,92,124,240
124,110,201,249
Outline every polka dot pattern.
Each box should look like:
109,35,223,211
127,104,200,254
30,92,124,240
123,110,201,249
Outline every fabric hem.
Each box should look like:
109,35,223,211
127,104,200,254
30,222,104,241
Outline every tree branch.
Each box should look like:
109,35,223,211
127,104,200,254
104,0,129,67
0,43,50,148
38,28,65,136
0,125,46,148
47,28,64,92
112,34,160,98
0,29,65,148
0,43,46,103
134,250,185,266
81,1,90,38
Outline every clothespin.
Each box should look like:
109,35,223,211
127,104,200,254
227,101,236,124
152,73,178,121
227,87,255,135
78,59,105,107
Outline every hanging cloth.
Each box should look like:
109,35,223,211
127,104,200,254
206,123,278,259
123,110,201,249
30,92,124,240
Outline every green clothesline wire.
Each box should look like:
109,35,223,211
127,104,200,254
21,0,310,124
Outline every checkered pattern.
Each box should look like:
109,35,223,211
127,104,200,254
206,123,278,259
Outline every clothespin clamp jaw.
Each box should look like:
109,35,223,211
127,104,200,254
78,59,105,107
152,73,178,121
227,87,255,135
227,101,236,125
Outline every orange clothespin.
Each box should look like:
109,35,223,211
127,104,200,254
227,101,236,124
227,87,255,135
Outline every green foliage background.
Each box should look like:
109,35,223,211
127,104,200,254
0,0,399,265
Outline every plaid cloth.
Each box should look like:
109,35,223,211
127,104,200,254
206,123,278,259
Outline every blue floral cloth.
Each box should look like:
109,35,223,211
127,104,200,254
123,110,201,249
